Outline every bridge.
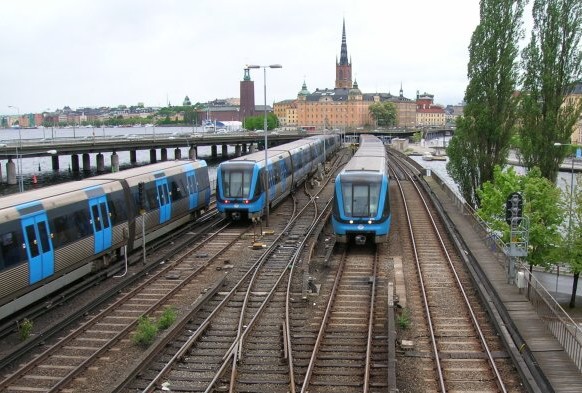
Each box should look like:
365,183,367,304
0,130,311,184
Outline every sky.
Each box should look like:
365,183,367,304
0,0,482,115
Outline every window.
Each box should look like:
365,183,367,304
221,166,253,198
342,181,381,217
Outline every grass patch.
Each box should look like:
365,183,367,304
397,308,411,329
132,307,178,348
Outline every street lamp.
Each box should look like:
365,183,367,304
247,64,282,227
554,142,579,295
8,105,23,192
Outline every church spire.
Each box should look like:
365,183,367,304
339,18,349,66
335,18,352,89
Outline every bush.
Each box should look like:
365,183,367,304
18,318,33,341
132,316,158,347
157,307,177,330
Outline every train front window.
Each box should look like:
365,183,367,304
342,181,381,217
222,165,253,198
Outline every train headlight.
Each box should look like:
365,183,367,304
368,220,373,224
349,220,354,224
243,200,249,204
224,200,230,204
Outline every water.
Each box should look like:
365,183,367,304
413,137,576,200
0,126,234,196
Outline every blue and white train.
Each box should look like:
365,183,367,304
332,134,391,244
216,134,340,220
0,160,211,321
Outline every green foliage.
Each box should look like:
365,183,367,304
411,132,422,143
397,308,411,329
132,316,159,348
243,113,278,131
518,0,582,182
157,307,177,330
368,102,396,127
18,318,33,342
132,308,178,348
446,0,524,208
477,166,563,269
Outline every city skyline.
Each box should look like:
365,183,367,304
1,0,481,114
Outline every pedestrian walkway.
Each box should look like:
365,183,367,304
424,175,582,393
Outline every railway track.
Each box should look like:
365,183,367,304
297,244,390,393
0,217,252,392
113,151,349,393
389,152,524,392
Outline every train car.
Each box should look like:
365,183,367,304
332,134,391,244
0,160,210,321
216,134,340,221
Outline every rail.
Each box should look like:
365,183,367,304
424,162,582,373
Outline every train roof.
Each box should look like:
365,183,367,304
222,135,331,164
0,160,204,209
342,135,388,174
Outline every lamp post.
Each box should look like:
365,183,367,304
554,142,579,295
247,64,282,227
8,105,23,192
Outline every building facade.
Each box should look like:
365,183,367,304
274,20,416,130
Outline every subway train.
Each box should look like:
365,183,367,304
0,160,211,321
332,134,391,244
216,134,340,220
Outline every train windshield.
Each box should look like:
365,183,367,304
221,163,254,198
341,175,382,217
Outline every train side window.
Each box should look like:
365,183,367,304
73,209,91,238
145,186,157,209
0,231,23,270
171,179,184,202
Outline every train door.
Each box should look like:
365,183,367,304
88,195,112,253
20,209,54,284
156,178,171,223
186,169,198,209
267,161,276,202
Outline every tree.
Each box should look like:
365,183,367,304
368,102,396,127
477,165,563,276
556,172,582,307
244,113,278,130
183,96,192,106
447,0,525,208
518,0,582,182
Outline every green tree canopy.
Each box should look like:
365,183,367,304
368,102,396,127
477,166,563,270
447,0,524,207
243,113,278,131
518,0,582,182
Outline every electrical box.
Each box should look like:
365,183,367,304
516,271,526,289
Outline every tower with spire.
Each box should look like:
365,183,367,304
335,19,352,89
